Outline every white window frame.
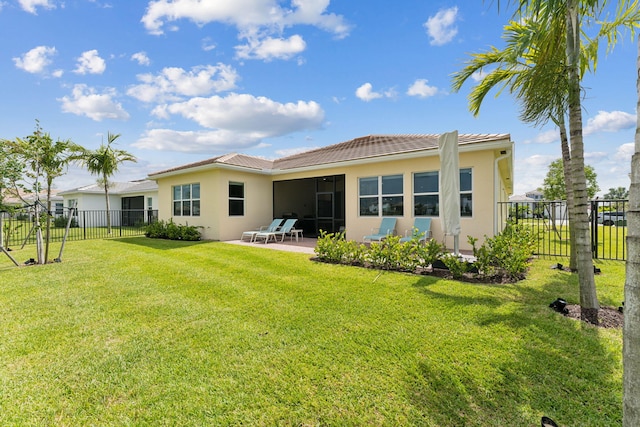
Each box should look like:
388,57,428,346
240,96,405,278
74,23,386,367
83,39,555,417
358,174,404,217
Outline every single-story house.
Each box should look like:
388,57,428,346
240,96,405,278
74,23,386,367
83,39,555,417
1,189,63,215
58,180,158,227
148,133,514,251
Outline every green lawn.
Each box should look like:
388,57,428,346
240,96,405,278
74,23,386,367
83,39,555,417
0,238,624,426
517,218,627,260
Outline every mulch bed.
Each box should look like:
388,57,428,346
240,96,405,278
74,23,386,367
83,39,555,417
562,304,624,328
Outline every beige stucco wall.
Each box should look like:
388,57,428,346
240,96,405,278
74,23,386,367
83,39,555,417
273,149,501,251
153,143,512,250
155,168,272,241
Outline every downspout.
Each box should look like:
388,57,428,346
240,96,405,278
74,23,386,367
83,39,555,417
494,149,512,235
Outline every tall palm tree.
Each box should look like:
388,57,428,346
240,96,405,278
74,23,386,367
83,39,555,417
455,0,637,324
451,4,598,314
625,35,640,426
78,132,136,234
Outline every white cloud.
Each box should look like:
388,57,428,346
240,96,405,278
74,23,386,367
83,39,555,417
584,110,635,135
13,45,56,74
141,0,350,37
407,79,439,98
58,84,130,121
133,128,265,153
512,153,558,194
127,64,239,103
153,93,325,136
355,83,383,101
19,0,55,14
534,129,558,144
235,34,306,61
74,50,106,75
131,51,151,66
471,69,488,82
202,37,216,51
613,142,634,162
424,6,458,46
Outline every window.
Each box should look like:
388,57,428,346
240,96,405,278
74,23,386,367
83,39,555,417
413,171,439,216
173,183,200,216
229,181,244,216
359,175,403,216
413,168,472,217
460,168,472,216
147,197,153,210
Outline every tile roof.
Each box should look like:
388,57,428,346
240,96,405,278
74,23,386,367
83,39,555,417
59,180,158,195
273,133,510,170
148,133,511,177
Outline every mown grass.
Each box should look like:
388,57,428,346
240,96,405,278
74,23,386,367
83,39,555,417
520,219,627,260
0,238,624,426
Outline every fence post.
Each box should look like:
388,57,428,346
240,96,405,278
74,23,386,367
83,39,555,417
83,211,87,240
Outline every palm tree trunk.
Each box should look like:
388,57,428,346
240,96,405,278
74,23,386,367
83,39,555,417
623,34,640,427
566,0,598,324
104,175,111,234
558,118,577,270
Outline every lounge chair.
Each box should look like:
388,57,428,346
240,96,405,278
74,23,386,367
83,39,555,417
363,217,397,242
400,217,432,244
254,218,297,243
241,219,283,242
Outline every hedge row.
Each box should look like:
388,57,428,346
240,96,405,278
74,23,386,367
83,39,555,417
314,221,537,281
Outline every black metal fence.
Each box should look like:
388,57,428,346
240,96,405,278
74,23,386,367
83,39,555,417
1,207,158,249
497,199,628,261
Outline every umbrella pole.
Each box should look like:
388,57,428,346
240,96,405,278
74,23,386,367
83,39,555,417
454,235,459,256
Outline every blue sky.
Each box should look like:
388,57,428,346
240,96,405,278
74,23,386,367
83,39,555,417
1,0,637,196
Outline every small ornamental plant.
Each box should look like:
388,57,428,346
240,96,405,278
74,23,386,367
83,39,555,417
313,220,536,283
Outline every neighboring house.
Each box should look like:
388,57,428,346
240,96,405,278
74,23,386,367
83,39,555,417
58,180,158,227
1,189,64,216
525,190,544,201
148,134,514,251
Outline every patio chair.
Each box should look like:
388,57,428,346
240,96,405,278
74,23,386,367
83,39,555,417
254,218,297,244
363,217,397,242
240,218,283,242
399,217,432,244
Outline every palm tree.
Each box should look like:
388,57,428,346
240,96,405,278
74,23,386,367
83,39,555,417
456,0,638,324
78,132,136,234
451,3,602,319
624,32,640,427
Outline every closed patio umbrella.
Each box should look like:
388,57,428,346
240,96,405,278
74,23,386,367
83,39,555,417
438,131,461,254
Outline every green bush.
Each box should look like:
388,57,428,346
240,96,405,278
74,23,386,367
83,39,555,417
53,216,78,228
440,253,472,279
367,236,414,271
314,230,365,265
313,219,536,282
468,221,537,280
144,219,201,241
415,238,446,270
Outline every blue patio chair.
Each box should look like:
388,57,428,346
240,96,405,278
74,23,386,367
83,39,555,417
363,217,397,242
241,218,283,242
254,218,297,243
399,218,432,244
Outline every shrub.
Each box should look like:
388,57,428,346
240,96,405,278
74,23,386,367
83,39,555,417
440,253,472,280
144,219,201,241
415,238,446,270
315,230,366,265
468,221,536,280
53,216,78,228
